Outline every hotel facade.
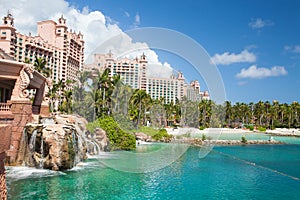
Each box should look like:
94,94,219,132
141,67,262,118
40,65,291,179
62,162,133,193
147,72,185,103
0,13,84,83
85,52,147,90
85,52,209,103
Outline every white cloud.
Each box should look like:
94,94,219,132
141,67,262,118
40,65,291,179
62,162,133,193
237,81,247,86
249,18,274,29
133,13,140,28
124,11,130,18
236,65,287,79
89,33,173,78
0,0,172,77
284,45,300,53
211,50,256,65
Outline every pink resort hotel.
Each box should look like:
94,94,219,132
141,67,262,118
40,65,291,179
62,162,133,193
0,13,84,83
0,13,85,198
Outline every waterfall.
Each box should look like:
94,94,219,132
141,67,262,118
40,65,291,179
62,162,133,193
39,136,44,169
93,141,101,155
74,124,102,156
72,130,80,166
29,130,38,153
86,140,101,155
16,128,29,165
40,117,55,125
17,115,107,171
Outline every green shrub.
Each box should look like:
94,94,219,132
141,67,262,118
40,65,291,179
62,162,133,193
112,114,135,132
87,117,136,150
244,124,254,131
138,126,159,136
241,136,247,143
201,134,207,141
248,125,254,131
199,126,205,130
152,129,172,142
257,127,266,132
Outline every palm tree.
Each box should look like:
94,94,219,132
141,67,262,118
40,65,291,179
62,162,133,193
249,102,255,124
225,101,232,127
264,101,271,128
254,101,265,127
34,56,52,78
129,89,151,128
198,99,212,128
291,101,300,127
61,90,73,114
73,71,91,116
47,81,59,112
270,101,279,129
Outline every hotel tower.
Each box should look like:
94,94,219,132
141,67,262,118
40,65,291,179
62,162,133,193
0,13,84,83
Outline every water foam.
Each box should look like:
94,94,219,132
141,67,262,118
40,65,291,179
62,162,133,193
6,166,66,180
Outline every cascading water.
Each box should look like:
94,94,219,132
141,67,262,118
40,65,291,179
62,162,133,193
85,140,101,155
17,115,108,171
93,141,101,155
74,123,104,156
72,130,80,166
29,130,38,153
39,136,44,169
40,117,55,125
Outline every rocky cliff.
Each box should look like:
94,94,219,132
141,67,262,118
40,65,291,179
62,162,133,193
16,114,108,171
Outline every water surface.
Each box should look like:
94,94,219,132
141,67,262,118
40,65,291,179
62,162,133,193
7,144,300,200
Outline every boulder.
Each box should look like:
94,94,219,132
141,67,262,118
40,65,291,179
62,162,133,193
94,128,109,151
135,132,152,142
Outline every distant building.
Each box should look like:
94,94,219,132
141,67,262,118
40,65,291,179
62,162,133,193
185,80,201,102
184,80,210,101
85,52,209,103
85,52,147,90
0,13,84,83
147,72,185,103
200,90,210,100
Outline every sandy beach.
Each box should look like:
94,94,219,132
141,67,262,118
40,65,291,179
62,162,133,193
166,127,252,136
266,128,300,137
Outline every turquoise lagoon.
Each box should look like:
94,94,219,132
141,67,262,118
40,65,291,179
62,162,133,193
7,136,300,200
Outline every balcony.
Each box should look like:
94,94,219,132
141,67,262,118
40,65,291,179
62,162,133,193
0,102,11,112
0,102,13,122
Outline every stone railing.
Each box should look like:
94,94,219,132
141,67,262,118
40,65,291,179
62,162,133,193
0,103,11,112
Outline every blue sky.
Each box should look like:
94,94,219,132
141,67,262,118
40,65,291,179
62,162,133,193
2,0,300,103
67,0,300,103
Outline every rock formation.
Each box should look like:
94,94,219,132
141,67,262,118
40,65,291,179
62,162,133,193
135,132,152,142
16,114,109,171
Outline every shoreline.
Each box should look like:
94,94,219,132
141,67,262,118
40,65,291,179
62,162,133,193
266,128,300,137
166,127,300,137
173,138,285,146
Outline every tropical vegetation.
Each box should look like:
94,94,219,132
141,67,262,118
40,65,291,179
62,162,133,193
31,57,300,150
73,68,300,130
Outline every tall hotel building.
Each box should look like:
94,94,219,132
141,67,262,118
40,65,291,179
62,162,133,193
85,52,147,90
85,52,188,103
0,13,84,83
147,72,185,103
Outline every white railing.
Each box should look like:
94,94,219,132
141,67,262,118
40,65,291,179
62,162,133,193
0,102,11,112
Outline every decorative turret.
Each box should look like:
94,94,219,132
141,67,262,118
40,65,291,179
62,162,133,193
58,15,66,25
3,12,14,26
139,53,147,63
78,31,83,40
177,71,184,80
0,12,16,57
106,50,114,61
56,15,67,36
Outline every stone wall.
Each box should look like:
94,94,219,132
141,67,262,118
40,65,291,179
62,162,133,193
0,152,7,200
6,100,32,164
0,125,12,154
